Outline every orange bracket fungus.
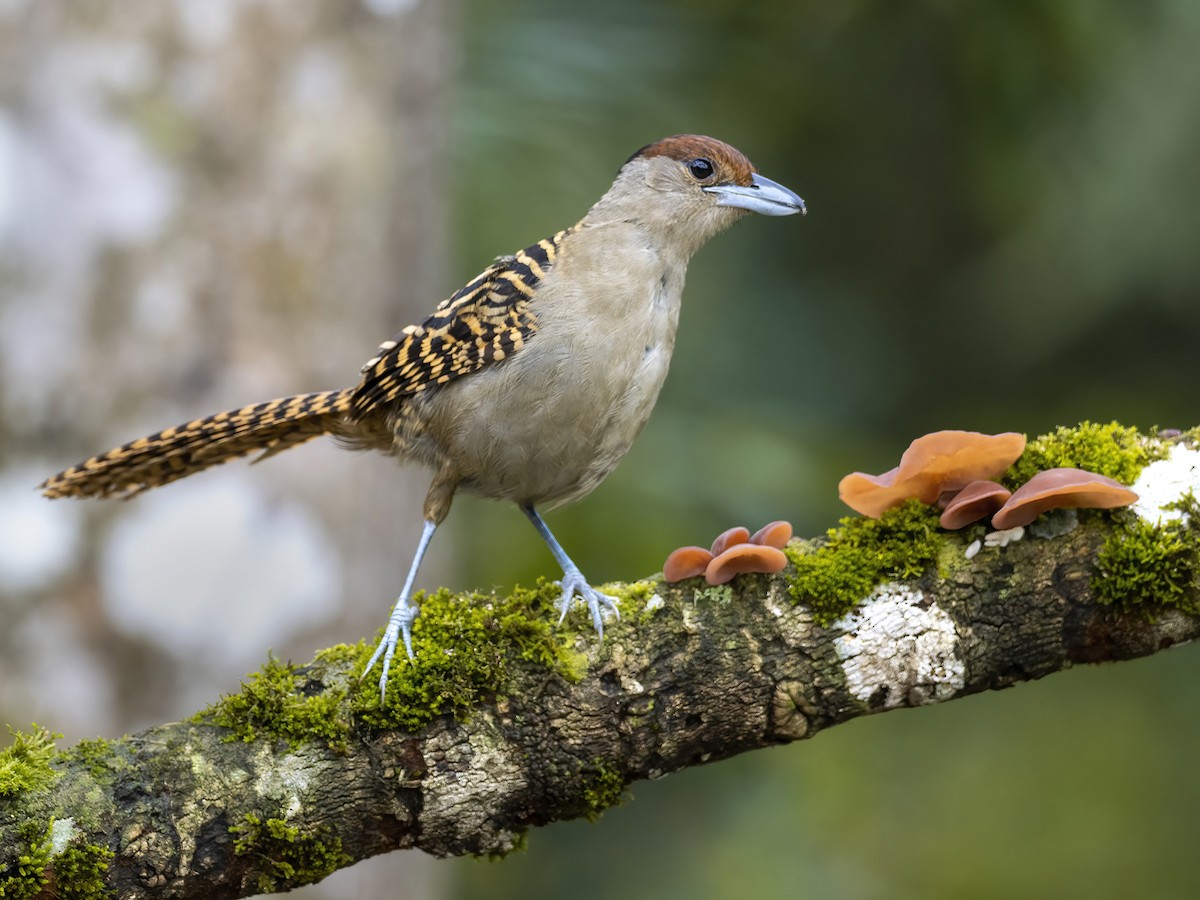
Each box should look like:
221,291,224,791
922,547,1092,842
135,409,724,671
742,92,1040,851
704,543,789,586
990,468,1139,530
663,546,713,582
663,519,795,584
711,526,752,557
839,431,1026,518
750,520,793,549
938,480,1012,530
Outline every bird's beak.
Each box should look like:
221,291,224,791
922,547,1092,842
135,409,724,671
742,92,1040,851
704,173,806,217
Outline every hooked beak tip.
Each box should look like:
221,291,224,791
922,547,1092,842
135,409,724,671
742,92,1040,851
705,172,805,217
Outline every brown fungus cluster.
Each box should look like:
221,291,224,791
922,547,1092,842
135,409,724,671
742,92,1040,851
663,520,793,585
839,430,1139,530
839,431,1026,517
990,468,1138,529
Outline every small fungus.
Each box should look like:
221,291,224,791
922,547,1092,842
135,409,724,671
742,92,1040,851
938,480,1012,530
984,525,1025,547
839,431,1026,518
666,521,795,584
663,546,713,583
705,543,789,585
991,467,1139,529
711,526,751,556
750,520,793,549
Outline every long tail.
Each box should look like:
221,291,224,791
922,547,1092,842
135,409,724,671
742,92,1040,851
40,388,355,500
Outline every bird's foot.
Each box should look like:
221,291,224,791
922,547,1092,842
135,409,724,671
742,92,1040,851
554,566,621,637
362,601,419,700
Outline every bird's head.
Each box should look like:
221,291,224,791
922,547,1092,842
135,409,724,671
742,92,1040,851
588,134,805,256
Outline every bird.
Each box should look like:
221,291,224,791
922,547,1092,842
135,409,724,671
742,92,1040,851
40,134,805,698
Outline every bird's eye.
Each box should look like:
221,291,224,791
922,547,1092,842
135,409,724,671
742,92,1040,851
687,158,715,181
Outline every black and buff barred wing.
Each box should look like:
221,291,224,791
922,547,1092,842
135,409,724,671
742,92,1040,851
348,231,569,420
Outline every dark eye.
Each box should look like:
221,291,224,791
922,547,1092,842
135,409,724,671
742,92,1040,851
687,157,715,181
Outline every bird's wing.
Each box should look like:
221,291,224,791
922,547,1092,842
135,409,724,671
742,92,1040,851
348,230,570,420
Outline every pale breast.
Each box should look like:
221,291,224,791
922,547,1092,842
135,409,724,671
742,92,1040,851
421,224,686,507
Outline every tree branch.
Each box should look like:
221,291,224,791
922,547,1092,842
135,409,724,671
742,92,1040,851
3,436,1199,899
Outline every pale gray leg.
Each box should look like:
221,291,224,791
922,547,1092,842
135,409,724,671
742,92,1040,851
522,505,620,636
363,518,437,699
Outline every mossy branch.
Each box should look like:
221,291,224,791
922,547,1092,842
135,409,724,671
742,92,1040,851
2,426,1198,899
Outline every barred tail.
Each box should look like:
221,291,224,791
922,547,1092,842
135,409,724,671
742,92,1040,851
40,388,355,500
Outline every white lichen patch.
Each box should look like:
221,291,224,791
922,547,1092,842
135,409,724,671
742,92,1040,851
254,750,314,819
1131,444,1200,524
833,585,965,709
50,817,78,853
644,593,664,613
621,676,645,695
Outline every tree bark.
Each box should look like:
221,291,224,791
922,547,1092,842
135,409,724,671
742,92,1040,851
2,478,1197,898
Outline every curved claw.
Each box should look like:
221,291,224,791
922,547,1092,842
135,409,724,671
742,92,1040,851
556,567,620,637
362,602,419,700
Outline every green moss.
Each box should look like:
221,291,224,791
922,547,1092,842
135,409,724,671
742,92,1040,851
0,820,53,899
352,581,577,732
0,725,61,798
195,579,590,745
784,500,944,626
601,578,654,628
580,761,626,821
51,841,114,900
311,643,366,666
1005,421,1156,488
603,579,654,609
193,656,351,753
58,737,126,784
61,737,112,772
1094,503,1200,616
506,581,592,672
560,645,590,683
230,814,347,893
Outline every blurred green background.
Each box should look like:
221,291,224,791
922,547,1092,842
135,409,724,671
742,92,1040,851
446,1,1200,898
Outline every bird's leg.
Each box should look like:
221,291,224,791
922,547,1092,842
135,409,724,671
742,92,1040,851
363,518,437,698
522,505,620,636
